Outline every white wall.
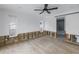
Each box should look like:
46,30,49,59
1,7,79,36
43,13,79,35
43,14,56,32
0,10,41,36
65,13,79,34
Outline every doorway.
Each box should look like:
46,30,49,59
56,17,65,39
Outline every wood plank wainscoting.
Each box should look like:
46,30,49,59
64,33,79,45
0,31,56,47
0,31,79,47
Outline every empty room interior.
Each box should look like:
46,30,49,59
0,4,79,54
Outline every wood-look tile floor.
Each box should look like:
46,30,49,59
0,36,79,54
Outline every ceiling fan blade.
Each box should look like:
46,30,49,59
40,10,44,14
44,4,48,9
48,7,58,10
34,9,43,11
46,10,51,14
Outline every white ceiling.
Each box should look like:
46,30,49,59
0,4,79,15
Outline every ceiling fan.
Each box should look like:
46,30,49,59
34,4,58,14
